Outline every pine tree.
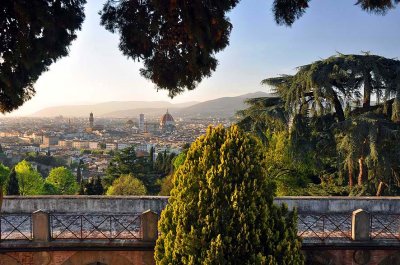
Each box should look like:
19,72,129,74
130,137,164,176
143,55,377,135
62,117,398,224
6,168,19,195
155,125,303,265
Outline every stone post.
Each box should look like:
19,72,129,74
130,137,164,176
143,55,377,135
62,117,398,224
141,210,159,241
352,209,370,241
32,210,51,242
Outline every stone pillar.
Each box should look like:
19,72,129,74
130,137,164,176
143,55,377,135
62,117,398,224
32,210,51,242
141,210,159,241
352,209,370,241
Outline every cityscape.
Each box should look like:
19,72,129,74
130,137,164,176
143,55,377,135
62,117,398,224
0,1,399,265
0,110,231,184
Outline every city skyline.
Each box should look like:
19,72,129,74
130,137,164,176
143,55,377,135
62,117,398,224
4,0,400,117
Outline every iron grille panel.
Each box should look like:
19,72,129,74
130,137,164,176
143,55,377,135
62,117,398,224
50,213,142,241
0,213,32,241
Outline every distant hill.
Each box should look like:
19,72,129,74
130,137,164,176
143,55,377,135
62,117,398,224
31,91,272,118
31,101,198,117
175,91,272,119
102,107,181,119
102,91,272,119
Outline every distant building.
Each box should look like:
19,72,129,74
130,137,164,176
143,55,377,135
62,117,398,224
42,136,59,147
72,140,89,149
117,143,130,150
89,141,100,150
89,112,94,129
59,140,73,148
160,110,175,132
105,143,118,151
139,114,145,131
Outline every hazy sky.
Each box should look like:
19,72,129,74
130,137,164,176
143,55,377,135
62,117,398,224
7,0,400,116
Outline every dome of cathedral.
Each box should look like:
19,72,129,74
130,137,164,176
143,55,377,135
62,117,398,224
160,110,175,128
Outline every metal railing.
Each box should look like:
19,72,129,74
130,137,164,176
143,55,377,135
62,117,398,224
49,213,142,241
0,213,32,241
297,212,352,242
370,213,400,241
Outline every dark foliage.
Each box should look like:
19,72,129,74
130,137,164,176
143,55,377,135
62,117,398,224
6,167,19,195
0,0,86,112
100,0,238,97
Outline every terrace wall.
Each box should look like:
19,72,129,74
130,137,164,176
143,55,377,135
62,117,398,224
3,196,400,214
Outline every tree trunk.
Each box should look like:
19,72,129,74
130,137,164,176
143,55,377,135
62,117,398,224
348,165,353,188
363,71,372,108
357,157,368,186
392,89,400,123
376,181,387,196
332,92,345,121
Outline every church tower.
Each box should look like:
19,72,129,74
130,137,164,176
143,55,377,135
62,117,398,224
89,112,94,129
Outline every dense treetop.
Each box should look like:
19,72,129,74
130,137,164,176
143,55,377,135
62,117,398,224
156,125,303,264
239,53,400,196
0,0,86,112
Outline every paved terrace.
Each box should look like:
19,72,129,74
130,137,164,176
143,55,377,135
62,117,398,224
1,196,400,250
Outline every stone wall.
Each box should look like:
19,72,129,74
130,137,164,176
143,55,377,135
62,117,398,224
1,196,169,214
3,196,400,214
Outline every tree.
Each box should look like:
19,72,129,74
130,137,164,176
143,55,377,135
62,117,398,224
41,182,58,195
46,167,79,195
0,0,86,112
106,174,147,196
15,160,44,195
93,176,105,195
238,53,400,195
0,163,10,211
76,159,83,184
6,167,19,195
158,151,187,196
106,145,142,177
149,146,155,166
155,125,303,264
100,1,398,97
272,0,399,26
83,177,96,195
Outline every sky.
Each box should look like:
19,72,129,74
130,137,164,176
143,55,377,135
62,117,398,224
6,0,400,116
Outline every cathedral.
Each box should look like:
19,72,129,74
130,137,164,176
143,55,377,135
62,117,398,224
160,110,175,133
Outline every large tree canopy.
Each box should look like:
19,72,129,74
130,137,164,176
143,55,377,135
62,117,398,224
100,0,238,97
0,0,86,112
100,0,398,97
262,54,400,122
239,53,400,196
273,0,399,26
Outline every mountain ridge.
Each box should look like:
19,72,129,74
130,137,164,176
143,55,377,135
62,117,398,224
31,91,271,118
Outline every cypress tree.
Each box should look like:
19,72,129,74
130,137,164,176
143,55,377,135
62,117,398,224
76,159,83,184
78,181,85,195
6,168,19,195
84,177,95,195
149,146,155,165
93,176,104,195
155,125,303,265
